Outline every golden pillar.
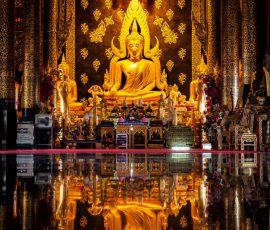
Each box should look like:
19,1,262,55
0,0,15,101
192,0,202,79
21,0,42,114
44,0,58,71
66,0,75,81
221,0,241,110
242,0,260,84
207,0,220,74
0,0,16,149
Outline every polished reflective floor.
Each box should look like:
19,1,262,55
0,149,269,230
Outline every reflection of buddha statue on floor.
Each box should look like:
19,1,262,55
103,0,167,101
56,55,77,118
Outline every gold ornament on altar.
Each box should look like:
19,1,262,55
92,59,101,72
166,9,174,21
88,85,103,97
161,22,178,44
178,48,187,60
178,23,186,34
105,0,112,9
89,21,106,43
178,0,186,9
80,48,88,59
104,16,114,27
105,48,113,60
117,9,125,21
80,73,89,85
81,0,89,10
166,60,174,72
156,48,163,58
81,23,89,34
154,15,164,27
102,0,168,101
93,9,101,21
80,216,88,227
178,73,187,85
179,215,188,228
56,55,77,118
87,204,103,216
178,48,186,60
155,0,163,9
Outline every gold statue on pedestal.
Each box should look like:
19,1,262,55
56,55,77,118
103,0,167,102
189,56,208,113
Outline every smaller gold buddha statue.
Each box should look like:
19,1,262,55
189,56,208,113
56,55,77,118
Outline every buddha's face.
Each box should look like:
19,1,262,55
58,67,68,80
127,39,143,61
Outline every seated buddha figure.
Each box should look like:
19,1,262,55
110,22,155,97
103,0,167,101
56,55,77,117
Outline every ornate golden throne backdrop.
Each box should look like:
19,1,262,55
72,0,194,100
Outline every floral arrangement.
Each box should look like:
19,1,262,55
202,74,223,132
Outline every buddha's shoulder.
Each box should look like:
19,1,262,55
117,59,154,64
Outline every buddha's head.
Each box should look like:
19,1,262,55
126,20,144,61
58,55,70,80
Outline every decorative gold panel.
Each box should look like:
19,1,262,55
156,49,162,58
105,48,113,60
192,0,201,80
207,0,219,75
22,0,38,109
166,9,174,21
93,9,101,21
221,0,240,109
178,48,186,60
66,0,75,81
166,60,174,72
105,0,112,9
80,73,89,85
178,23,186,34
104,15,114,27
0,1,15,99
178,0,186,9
180,215,188,227
89,21,106,43
75,0,193,100
178,73,187,85
92,59,101,72
80,216,87,227
81,0,89,10
155,0,163,9
161,22,178,44
80,48,88,59
154,15,164,27
242,0,259,84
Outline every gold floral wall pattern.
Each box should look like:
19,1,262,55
75,0,192,99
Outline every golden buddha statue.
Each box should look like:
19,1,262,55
103,0,167,102
56,55,77,118
189,56,208,113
